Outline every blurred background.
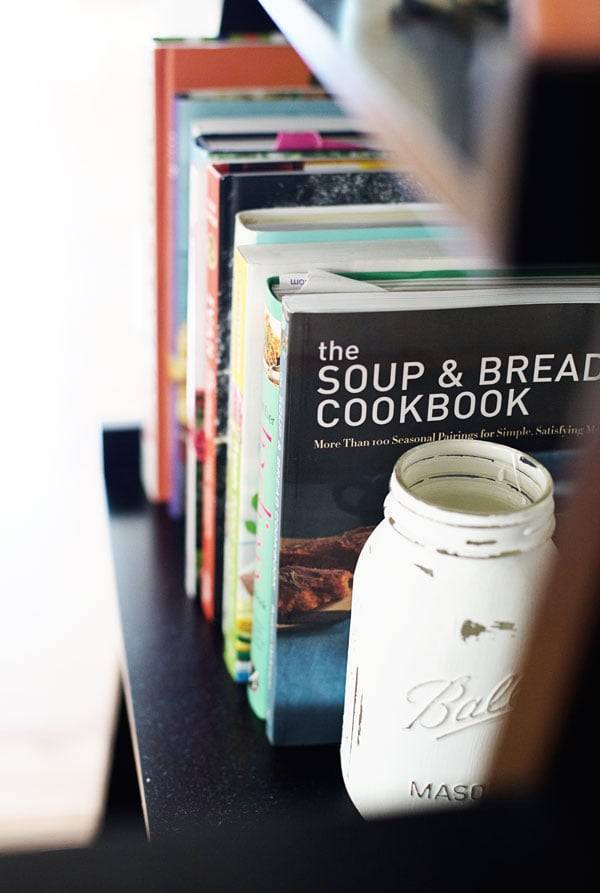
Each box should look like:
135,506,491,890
0,0,222,852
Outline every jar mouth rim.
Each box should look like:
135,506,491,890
391,439,554,528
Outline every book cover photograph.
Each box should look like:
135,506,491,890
260,275,600,745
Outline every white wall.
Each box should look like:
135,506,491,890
0,0,223,851
0,0,223,428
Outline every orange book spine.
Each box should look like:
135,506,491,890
201,166,222,621
154,47,173,502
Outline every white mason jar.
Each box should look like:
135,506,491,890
341,439,556,817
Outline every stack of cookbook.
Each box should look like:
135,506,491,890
145,36,600,747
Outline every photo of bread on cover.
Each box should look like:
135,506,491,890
263,310,281,386
277,526,373,624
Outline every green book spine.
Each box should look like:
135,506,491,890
248,283,283,719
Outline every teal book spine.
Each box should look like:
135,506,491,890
265,300,292,734
254,225,456,245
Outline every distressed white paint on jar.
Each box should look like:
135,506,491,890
341,439,555,817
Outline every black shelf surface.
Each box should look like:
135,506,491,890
100,432,593,883
107,475,359,837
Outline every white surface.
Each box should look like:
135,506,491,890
153,0,224,38
0,0,223,854
341,477,555,816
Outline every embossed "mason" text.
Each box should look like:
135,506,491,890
410,781,485,801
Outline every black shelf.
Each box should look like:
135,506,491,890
101,448,594,884
107,456,359,836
